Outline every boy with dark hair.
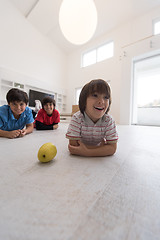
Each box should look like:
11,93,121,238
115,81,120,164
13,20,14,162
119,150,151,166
66,79,118,157
34,96,60,130
0,88,34,139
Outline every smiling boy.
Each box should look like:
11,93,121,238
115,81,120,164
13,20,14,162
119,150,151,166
66,79,118,157
0,88,34,139
34,97,60,130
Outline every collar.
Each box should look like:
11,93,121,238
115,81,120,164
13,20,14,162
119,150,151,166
84,112,105,126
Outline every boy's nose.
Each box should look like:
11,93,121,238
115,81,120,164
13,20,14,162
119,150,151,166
17,105,21,109
98,98,104,104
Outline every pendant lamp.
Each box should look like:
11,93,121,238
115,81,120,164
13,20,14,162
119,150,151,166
59,0,97,45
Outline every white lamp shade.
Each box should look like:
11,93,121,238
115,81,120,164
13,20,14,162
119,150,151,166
59,0,97,45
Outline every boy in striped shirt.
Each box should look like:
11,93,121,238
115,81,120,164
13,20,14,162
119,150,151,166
66,79,118,157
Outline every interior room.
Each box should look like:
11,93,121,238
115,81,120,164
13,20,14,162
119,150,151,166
0,0,160,239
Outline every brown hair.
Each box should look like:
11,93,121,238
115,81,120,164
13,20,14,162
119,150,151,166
42,96,55,108
79,79,111,114
6,88,28,104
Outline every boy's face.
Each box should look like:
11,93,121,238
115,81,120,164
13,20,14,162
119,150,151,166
85,92,109,123
44,103,54,115
9,101,27,118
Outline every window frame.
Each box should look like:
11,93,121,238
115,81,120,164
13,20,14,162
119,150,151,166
81,40,114,68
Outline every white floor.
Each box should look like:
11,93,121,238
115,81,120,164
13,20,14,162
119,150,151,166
0,123,160,240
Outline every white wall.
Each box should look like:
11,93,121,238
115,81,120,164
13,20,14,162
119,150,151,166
66,6,160,124
1,0,160,121
0,0,67,94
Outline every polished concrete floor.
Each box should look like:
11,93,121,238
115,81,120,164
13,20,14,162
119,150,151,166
0,123,160,240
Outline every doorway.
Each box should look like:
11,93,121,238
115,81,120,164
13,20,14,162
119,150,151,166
132,54,160,126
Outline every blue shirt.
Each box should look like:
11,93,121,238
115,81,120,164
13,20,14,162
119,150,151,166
0,105,34,131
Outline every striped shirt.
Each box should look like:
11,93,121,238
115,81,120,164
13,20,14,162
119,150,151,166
66,111,118,146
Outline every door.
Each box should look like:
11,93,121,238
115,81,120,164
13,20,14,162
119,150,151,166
132,54,160,126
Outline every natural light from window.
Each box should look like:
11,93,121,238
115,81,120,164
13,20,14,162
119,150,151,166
137,73,160,107
82,49,96,67
82,41,114,67
97,42,114,62
132,54,160,126
154,20,160,35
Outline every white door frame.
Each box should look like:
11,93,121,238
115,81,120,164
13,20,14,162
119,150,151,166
120,34,160,125
132,53,160,125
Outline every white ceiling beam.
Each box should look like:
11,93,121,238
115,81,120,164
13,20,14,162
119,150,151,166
25,0,40,18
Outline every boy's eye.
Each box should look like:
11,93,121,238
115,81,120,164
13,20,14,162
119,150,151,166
104,96,108,99
92,94,98,97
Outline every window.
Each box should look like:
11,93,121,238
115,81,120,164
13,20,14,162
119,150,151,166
82,41,114,67
153,19,160,35
132,54,160,126
97,42,114,62
82,49,96,67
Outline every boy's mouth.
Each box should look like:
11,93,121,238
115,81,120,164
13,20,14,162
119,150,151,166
94,106,104,111
16,110,22,113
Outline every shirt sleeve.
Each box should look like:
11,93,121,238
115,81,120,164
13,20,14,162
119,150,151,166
0,116,4,129
34,109,44,123
104,116,118,143
0,106,6,129
54,110,60,123
26,107,34,124
35,120,53,130
66,113,81,140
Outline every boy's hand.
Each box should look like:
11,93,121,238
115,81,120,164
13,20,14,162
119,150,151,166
68,141,89,156
7,130,21,139
100,138,107,146
19,129,27,137
53,124,58,130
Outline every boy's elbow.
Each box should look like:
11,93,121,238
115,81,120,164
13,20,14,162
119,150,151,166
107,143,117,156
109,150,116,156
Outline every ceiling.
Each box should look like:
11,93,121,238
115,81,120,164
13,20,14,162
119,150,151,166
8,0,160,54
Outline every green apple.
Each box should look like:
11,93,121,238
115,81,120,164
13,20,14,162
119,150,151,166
38,142,57,163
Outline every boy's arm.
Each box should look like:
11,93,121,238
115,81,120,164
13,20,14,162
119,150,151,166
25,123,34,134
0,129,21,139
20,123,34,137
35,120,58,130
68,140,117,157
